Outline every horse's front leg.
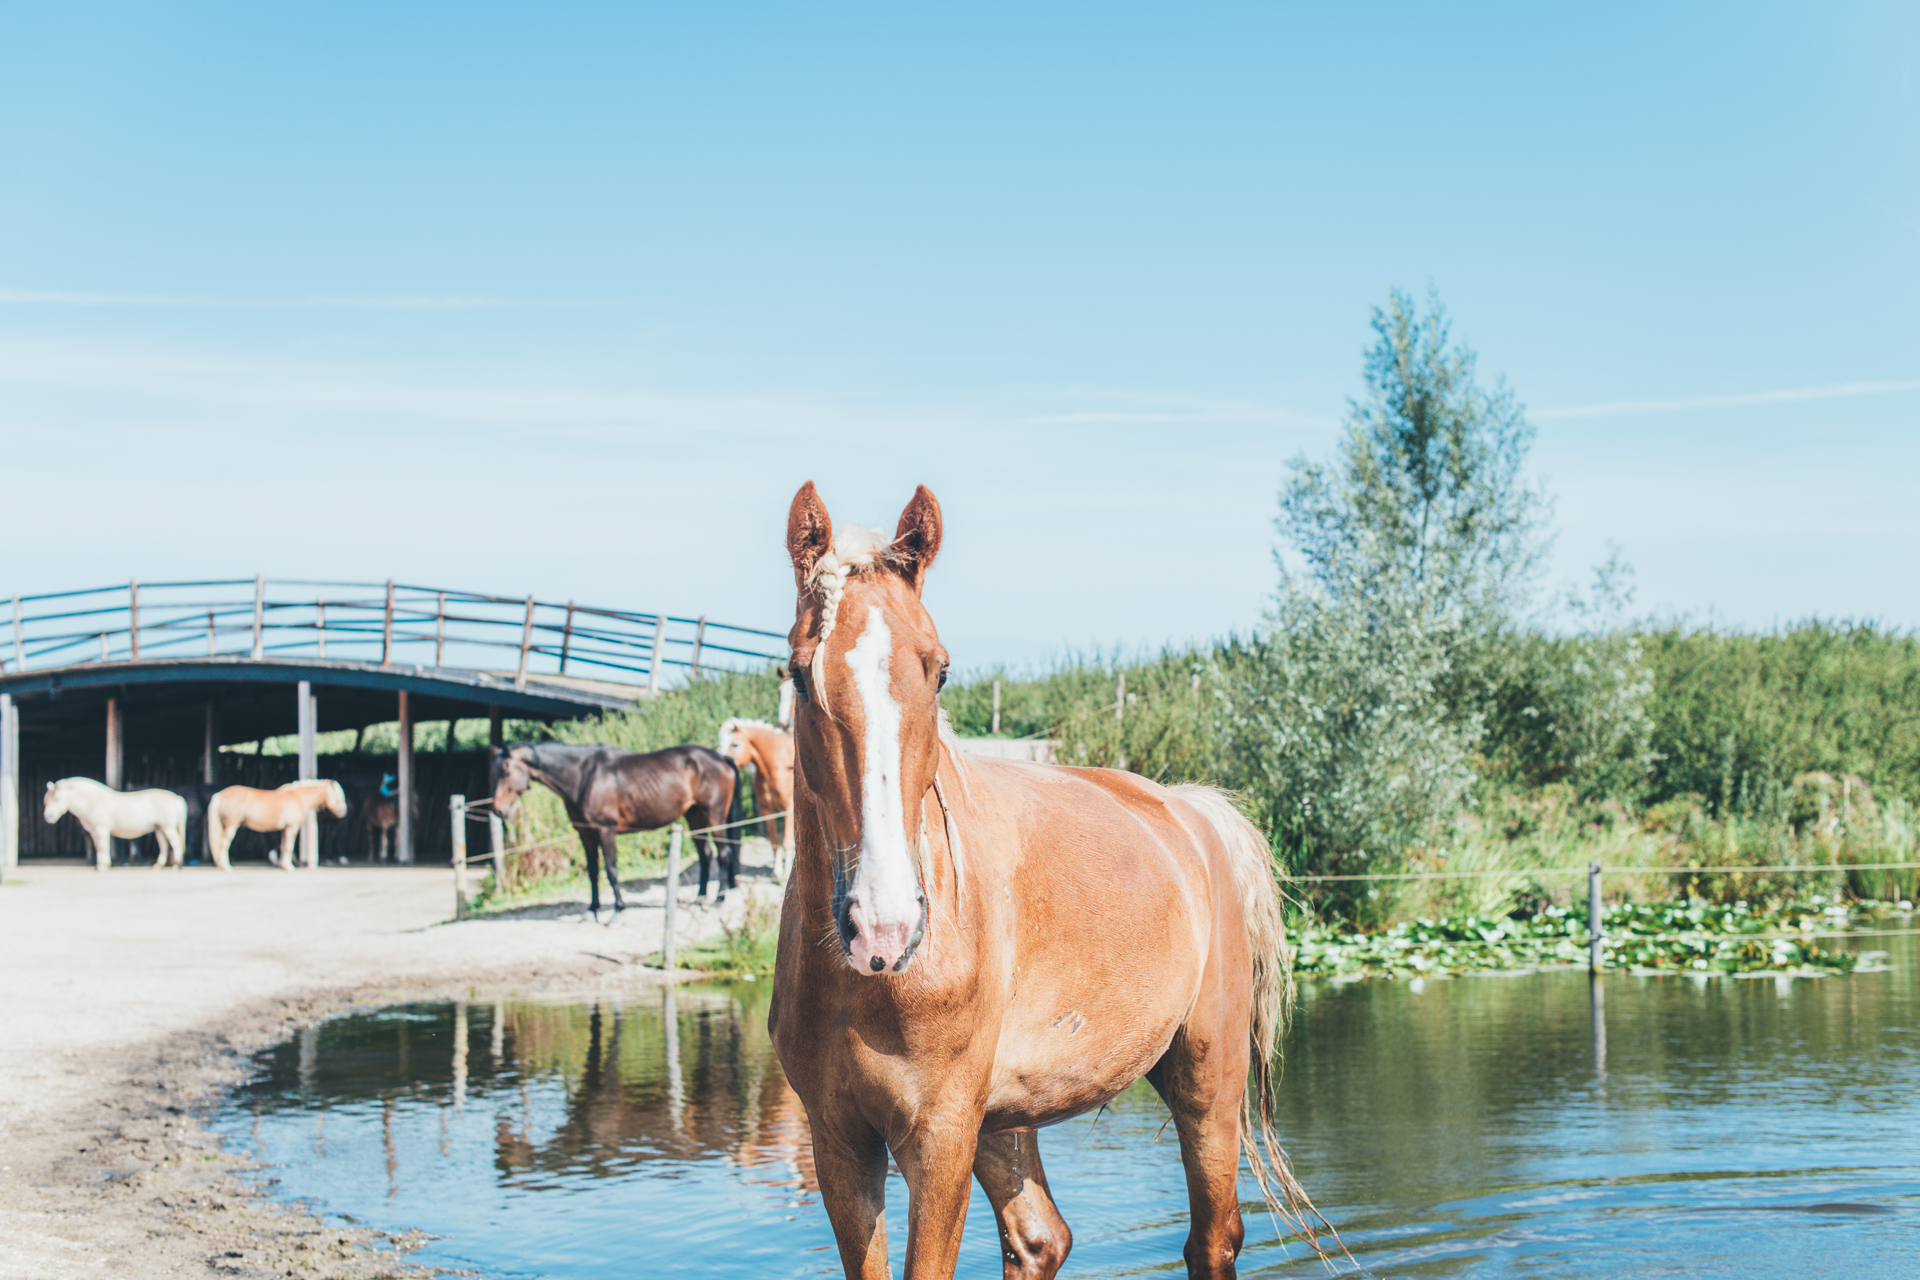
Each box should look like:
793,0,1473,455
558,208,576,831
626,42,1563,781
974,1131,1072,1280
811,1115,893,1280
597,827,627,911
896,1113,984,1280
88,826,111,871
278,825,299,871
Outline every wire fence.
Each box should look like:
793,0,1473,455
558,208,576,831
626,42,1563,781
0,577,787,690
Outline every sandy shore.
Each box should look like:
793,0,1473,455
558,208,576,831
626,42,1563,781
0,855,776,1279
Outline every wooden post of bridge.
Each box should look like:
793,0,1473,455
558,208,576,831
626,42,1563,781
297,681,318,868
105,698,123,790
1,693,18,883
559,601,575,675
396,690,415,864
381,580,396,665
515,596,535,690
647,615,666,694
488,704,503,750
202,703,217,785
251,575,265,659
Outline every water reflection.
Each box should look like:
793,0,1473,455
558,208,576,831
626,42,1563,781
222,929,1920,1278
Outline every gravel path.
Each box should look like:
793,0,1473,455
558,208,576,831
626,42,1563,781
0,855,778,1279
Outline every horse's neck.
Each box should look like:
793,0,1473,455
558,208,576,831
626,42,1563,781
527,745,591,801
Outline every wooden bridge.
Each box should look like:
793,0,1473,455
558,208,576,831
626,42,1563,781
0,579,786,872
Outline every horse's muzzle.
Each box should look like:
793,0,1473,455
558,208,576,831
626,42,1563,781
841,892,927,975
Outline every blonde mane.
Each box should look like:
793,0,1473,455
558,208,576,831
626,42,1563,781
804,525,898,706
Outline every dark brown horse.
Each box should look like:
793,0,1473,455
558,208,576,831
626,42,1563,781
770,483,1328,1280
490,742,743,914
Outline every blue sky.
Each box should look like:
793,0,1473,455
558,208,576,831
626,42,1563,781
1,2,1915,671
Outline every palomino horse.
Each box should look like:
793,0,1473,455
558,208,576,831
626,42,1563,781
770,484,1326,1280
43,778,188,870
490,742,743,915
716,717,795,880
206,780,348,870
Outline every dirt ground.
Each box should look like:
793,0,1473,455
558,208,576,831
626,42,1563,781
0,851,778,1279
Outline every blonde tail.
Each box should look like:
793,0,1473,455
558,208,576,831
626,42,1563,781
1170,784,1342,1265
206,789,233,871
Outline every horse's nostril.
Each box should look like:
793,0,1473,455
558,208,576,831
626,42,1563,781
869,956,884,973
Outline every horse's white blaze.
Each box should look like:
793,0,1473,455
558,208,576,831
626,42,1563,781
845,605,919,972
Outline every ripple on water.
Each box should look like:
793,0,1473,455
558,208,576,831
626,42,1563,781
217,928,1920,1278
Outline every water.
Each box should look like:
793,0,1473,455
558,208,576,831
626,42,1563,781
217,932,1920,1277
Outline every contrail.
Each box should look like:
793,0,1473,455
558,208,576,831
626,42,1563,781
1536,380,1920,421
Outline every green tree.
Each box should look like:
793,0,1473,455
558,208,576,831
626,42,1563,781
1223,290,1547,908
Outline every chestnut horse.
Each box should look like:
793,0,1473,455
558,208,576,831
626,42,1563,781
206,780,348,871
770,484,1327,1280
490,742,743,915
717,717,795,880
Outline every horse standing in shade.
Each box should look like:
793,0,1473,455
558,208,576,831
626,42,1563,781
717,717,795,880
44,778,188,870
769,483,1329,1280
206,780,348,870
490,742,743,916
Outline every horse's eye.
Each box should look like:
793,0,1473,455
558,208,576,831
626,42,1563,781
791,671,811,701
936,667,949,691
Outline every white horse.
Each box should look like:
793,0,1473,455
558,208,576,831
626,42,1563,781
43,777,189,871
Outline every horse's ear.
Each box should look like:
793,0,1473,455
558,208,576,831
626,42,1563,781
892,485,943,595
787,482,834,591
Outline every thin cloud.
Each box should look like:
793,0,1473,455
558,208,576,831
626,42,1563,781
1537,379,1920,421
0,288,501,310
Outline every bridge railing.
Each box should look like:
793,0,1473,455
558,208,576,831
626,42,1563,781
0,578,788,690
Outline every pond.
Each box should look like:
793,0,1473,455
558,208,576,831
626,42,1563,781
216,929,1920,1277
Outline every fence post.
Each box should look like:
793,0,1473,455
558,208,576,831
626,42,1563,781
663,825,682,975
647,615,666,693
1115,672,1125,721
991,680,1001,736
128,580,139,660
515,595,535,689
1588,861,1604,974
381,580,396,666
316,600,326,658
488,810,506,893
559,601,575,675
450,794,468,919
207,609,216,656
105,698,123,791
252,575,265,659
435,592,447,668
690,616,707,676
11,595,21,670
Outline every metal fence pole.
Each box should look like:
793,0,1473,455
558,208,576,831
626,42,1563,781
382,580,395,665
1588,861,1604,974
690,616,706,676
297,681,318,868
559,601,575,675
128,580,139,660
663,825,682,975
450,794,468,919
11,595,21,670
435,592,447,668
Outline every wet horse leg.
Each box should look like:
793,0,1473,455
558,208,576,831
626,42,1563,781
894,1115,983,1279
973,1130,1072,1279
1147,1021,1252,1279
579,827,605,914
811,1120,893,1280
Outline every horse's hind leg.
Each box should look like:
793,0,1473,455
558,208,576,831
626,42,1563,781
974,1131,1072,1279
1147,1022,1252,1279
